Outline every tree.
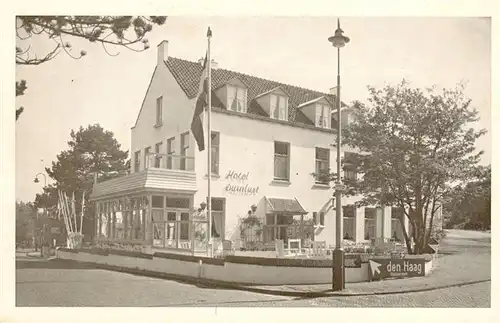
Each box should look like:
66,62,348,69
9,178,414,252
445,165,491,229
36,124,129,236
15,16,167,120
329,80,486,254
16,201,36,245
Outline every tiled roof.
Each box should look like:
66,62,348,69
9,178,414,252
165,57,343,125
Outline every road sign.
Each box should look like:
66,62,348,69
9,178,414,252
333,183,346,191
368,258,426,280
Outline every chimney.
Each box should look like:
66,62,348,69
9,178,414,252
210,59,218,70
157,40,169,65
329,86,340,95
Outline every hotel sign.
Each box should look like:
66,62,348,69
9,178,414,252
368,258,426,280
224,170,260,196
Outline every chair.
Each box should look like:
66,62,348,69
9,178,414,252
287,239,302,256
311,241,327,258
275,239,285,258
222,240,235,256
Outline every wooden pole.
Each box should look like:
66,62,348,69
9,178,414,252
80,191,86,235
72,192,77,233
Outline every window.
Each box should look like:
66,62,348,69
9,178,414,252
154,142,162,168
180,132,189,170
315,104,330,128
144,146,151,168
180,212,190,240
274,141,290,181
134,151,141,172
166,137,175,169
343,205,355,240
211,132,220,175
364,208,376,240
166,197,190,209
270,94,288,121
344,152,358,181
315,148,330,184
152,196,164,208
156,96,163,126
313,212,325,226
211,197,225,239
227,85,247,113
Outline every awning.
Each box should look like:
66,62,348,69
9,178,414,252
265,197,308,215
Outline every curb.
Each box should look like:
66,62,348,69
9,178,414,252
239,279,492,298
50,258,490,298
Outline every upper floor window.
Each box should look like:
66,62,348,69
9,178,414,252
274,141,290,181
144,146,151,168
227,85,247,113
156,96,163,126
180,132,190,170
154,142,163,168
211,132,220,175
344,152,358,181
270,94,288,121
315,104,330,128
134,150,141,172
166,137,176,170
315,148,330,184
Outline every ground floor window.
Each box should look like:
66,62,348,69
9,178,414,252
262,213,313,246
391,207,405,242
343,205,355,240
97,198,147,241
211,197,225,239
156,210,190,248
365,208,376,240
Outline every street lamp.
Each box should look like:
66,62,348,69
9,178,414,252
34,172,48,218
34,172,47,187
328,18,350,291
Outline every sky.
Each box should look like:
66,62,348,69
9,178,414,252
14,17,491,202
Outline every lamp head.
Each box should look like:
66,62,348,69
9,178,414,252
328,19,350,48
34,177,39,183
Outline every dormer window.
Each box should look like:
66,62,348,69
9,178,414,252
316,104,330,128
270,94,288,121
227,85,247,113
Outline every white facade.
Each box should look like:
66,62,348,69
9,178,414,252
119,40,404,249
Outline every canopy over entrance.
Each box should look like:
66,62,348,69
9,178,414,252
265,197,307,215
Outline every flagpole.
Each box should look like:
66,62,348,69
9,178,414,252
207,27,213,256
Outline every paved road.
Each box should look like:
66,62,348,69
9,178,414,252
15,230,490,307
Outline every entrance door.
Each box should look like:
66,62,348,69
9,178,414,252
164,210,190,249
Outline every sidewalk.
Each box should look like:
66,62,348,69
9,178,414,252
239,255,490,297
237,232,491,297
16,248,56,259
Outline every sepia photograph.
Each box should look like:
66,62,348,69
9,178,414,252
11,14,491,310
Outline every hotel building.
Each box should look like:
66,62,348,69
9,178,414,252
90,40,424,253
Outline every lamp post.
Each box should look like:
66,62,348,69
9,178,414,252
328,18,350,291
33,173,48,218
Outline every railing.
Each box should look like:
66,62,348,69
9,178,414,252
146,153,195,171
263,225,314,245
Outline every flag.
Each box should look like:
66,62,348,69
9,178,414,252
191,53,209,152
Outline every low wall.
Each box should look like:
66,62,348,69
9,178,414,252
55,248,430,285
